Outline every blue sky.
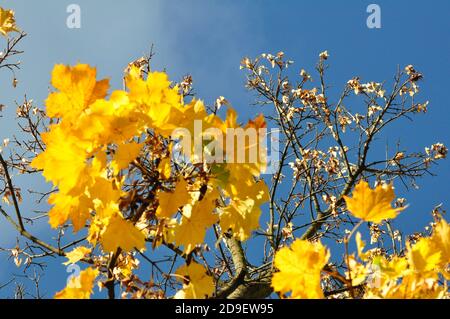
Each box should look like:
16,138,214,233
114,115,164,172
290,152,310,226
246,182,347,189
0,0,449,298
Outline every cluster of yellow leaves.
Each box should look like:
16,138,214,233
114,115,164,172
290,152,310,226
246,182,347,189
31,64,146,255
343,180,449,298
0,7,19,37
155,109,269,251
272,180,449,299
272,222,450,299
32,63,268,298
352,217,450,299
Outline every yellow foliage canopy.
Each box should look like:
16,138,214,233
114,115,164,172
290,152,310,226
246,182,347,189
28,62,269,298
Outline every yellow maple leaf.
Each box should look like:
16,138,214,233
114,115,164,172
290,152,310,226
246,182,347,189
343,180,405,224
111,141,143,173
0,8,19,36
244,113,268,174
46,64,109,120
372,255,408,282
87,217,103,245
69,101,118,151
100,213,146,252
220,198,261,241
355,232,370,261
173,189,218,254
156,178,191,219
31,125,90,194
54,267,98,299
223,163,267,200
88,176,124,209
47,192,92,231
430,218,450,267
222,107,239,130
346,254,368,286
63,246,91,265
176,99,210,134
71,95,144,149
113,253,139,280
174,263,214,299
219,180,268,241
375,272,446,299
157,157,171,179
126,67,184,137
272,239,329,299
407,237,442,274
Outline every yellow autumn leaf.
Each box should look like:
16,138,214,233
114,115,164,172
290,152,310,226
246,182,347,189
223,163,266,200
372,255,408,282
71,95,144,149
100,213,146,252
430,218,450,266
0,8,19,36
176,99,210,135
219,180,268,241
343,180,405,224
272,239,329,299
111,141,143,173
174,262,214,299
46,64,109,120
173,188,218,254
126,67,184,137
156,178,191,219
88,176,124,209
157,157,171,179
47,192,92,231
113,254,139,280
54,267,98,299
219,198,261,241
346,254,368,286
63,246,91,265
244,113,268,174
355,232,370,261
31,125,89,194
407,237,442,274
375,272,446,299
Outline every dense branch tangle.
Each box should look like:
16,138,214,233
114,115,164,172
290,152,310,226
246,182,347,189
238,52,446,297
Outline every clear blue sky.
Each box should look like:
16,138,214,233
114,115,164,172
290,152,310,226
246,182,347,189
0,0,449,298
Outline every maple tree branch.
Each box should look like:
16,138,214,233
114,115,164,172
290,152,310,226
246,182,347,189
0,206,63,256
215,235,247,298
0,32,26,72
300,166,363,241
0,153,25,231
105,248,122,299
324,284,365,298
226,269,273,299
